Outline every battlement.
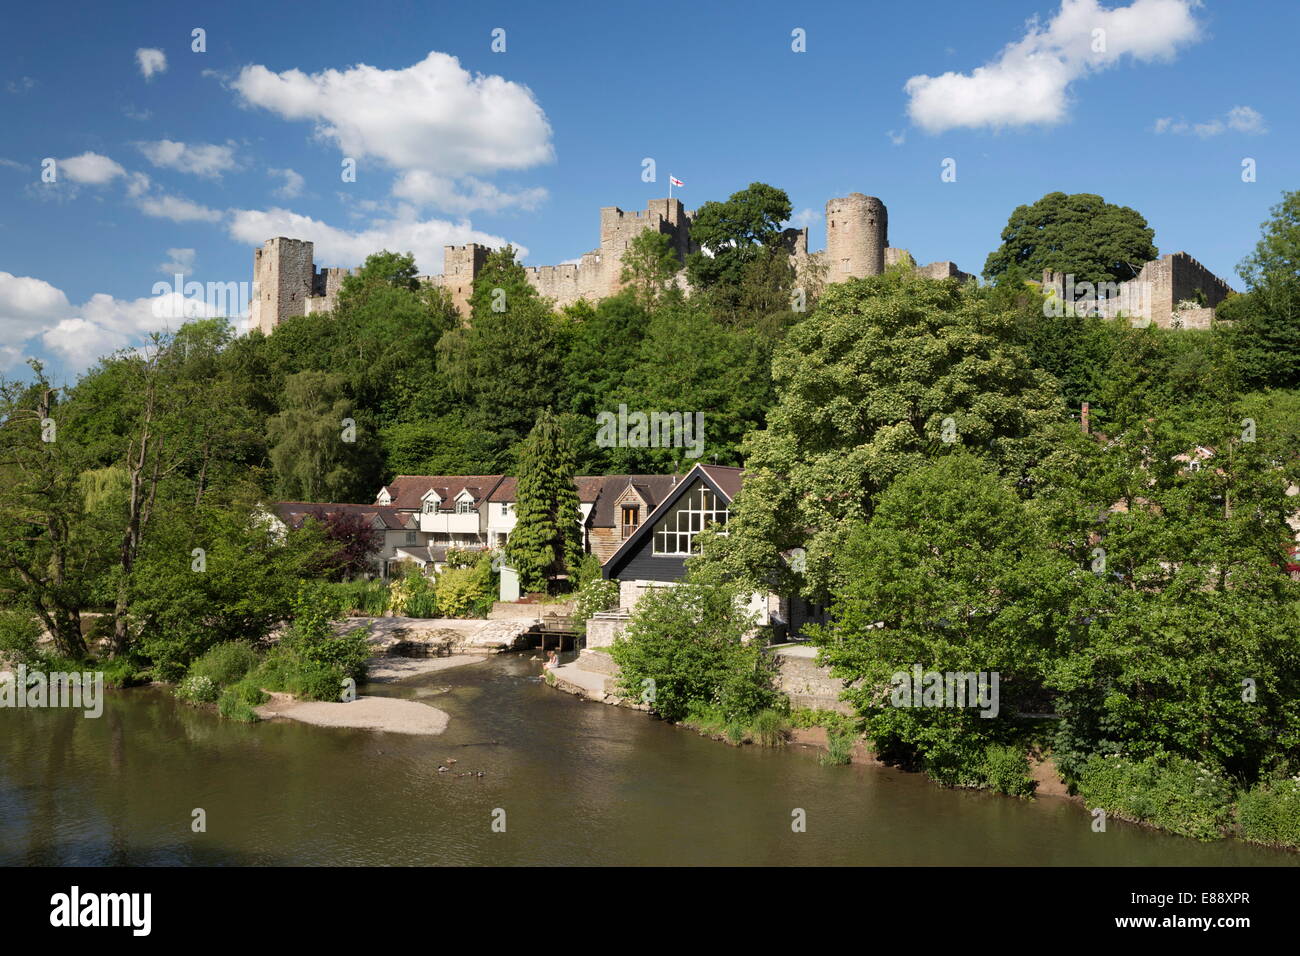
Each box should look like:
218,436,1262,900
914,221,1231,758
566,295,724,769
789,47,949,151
249,191,1059,331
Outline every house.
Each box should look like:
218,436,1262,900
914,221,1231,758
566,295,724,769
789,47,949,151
593,463,822,645
484,475,605,550
269,502,423,578
376,474,507,554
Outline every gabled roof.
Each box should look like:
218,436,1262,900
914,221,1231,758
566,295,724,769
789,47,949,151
274,501,416,531
486,475,612,506
588,474,681,528
378,475,505,511
602,463,744,578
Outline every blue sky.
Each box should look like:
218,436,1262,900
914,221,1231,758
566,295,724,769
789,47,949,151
1,0,1295,383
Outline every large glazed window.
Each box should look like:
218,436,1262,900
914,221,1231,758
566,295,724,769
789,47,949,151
652,485,729,555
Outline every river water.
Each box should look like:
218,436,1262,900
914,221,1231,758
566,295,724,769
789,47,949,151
1,653,1294,866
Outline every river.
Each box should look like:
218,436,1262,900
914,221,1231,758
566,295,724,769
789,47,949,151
1,653,1294,866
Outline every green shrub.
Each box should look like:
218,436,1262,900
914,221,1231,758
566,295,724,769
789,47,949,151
752,708,790,748
288,660,346,702
217,688,261,722
573,577,619,633
980,744,1035,798
1238,779,1300,848
326,578,390,616
390,568,438,617
252,648,296,692
821,727,856,766
1073,754,1235,841
0,610,41,665
683,701,728,736
229,678,268,707
175,674,219,704
612,580,776,724
100,656,148,688
281,588,371,683
188,641,258,687
434,560,494,618
572,552,604,590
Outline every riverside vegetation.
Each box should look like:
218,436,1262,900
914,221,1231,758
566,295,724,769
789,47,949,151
2,184,1299,848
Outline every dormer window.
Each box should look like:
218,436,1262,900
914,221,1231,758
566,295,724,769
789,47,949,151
457,499,476,514
423,500,436,514
621,504,640,539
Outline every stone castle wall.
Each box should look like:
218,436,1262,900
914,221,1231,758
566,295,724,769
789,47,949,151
248,192,988,331
1041,251,1234,329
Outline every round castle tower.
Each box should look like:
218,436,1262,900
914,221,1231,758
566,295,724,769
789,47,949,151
825,193,888,279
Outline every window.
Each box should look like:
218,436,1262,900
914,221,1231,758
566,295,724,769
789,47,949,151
621,504,639,539
423,500,436,514
652,485,729,555
501,502,513,516
457,499,475,514
405,532,418,545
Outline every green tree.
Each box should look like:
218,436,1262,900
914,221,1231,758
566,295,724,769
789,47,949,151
619,230,682,309
983,192,1158,287
611,578,775,723
0,368,103,657
267,371,380,502
504,409,583,593
686,182,793,292
613,298,771,471
438,246,567,468
815,455,1075,784
1221,190,1300,389
702,271,1065,597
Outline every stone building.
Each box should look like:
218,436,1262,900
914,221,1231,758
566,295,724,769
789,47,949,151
248,192,974,331
1040,251,1233,329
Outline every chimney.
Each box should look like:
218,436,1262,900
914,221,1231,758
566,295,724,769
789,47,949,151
1081,402,1091,435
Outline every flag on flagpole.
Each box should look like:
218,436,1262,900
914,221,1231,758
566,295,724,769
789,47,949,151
670,176,684,187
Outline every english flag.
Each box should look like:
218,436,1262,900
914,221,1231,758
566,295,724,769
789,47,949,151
670,176,684,187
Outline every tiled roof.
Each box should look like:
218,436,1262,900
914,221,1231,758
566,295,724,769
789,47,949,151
379,475,506,511
274,501,415,531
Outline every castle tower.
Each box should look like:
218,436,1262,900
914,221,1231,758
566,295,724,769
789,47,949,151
439,243,490,316
825,193,887,279
250,238,315,335
597,198,691,296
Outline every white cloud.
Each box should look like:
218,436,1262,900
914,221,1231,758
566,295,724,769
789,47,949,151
787,209,822,229
0,272,73,343
886,129,906,146
268,167,305,199
6,76,36,94
226,205,522,275
136,193,223,223
138,139,239,178
0,157,26,171
59,152,126,185
905,0,1202,133
391,171,546,213
230,51,554,212
159,248,196,277
1153,104,1267,137
0,270,224,372
136,48,167,80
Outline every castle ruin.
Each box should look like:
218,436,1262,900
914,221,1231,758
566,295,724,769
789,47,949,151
250,192,978,334
1040,252,1233,330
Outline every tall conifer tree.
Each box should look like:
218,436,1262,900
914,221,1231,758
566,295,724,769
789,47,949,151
504,409,583,593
